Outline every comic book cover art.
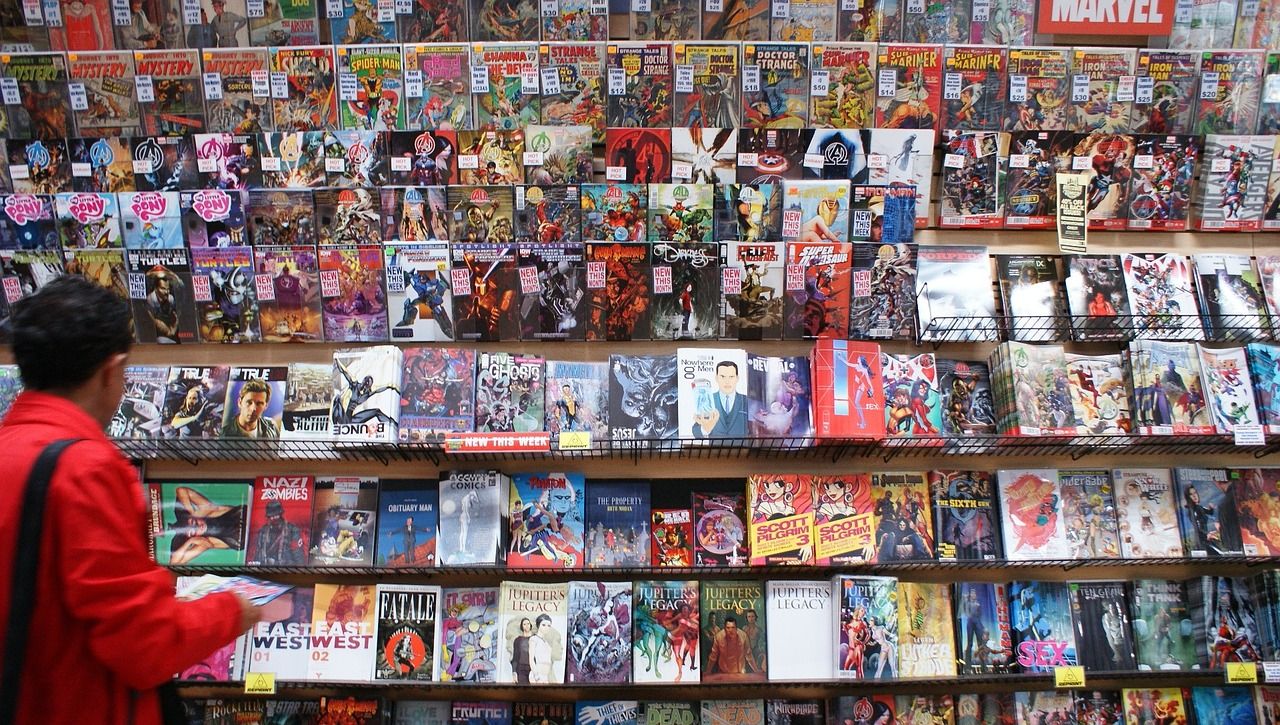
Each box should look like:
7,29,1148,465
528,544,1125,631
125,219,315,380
715,183,780,244
940,130,1007,228
746,475,813,565
1238,469,1280,556
1130,580,1196,670
514,238,584,340
67,137,133,195
538,43,604,140
435,587,499,681
270,46,336,132
1247,342,1280,434
546,358,607,445
693,491,747,566
246,475,313,567
65,51,138,138
997,254,1067,342
583,241,649,342
253,245,321,343
337,45,404,132
670,45,739,129
1121,690,1188,725
649,241,718,340
280,362,331,440
1003,130,1073,229
147,480,250,566
608,354,677,444
669,129,735,190
746,354,810,437
46,0,113,51
648,184,714,243
7,138,71,195
397,347,474,441
1190,687,1256,725
867,128,933,228
874,44,942,132
386,242,452,342
606,43,672,129
897,581,956,678
522,125,592,185
451,702,512,725
514,702,573,725
810,339,884,441
1009,581,1077,672
388,132,456,187
258,131,325,188
330,346,402,444
870,471,934,560
628,0,698,38
201,49,271,135
318,245,387,343
937,359,994,436
1175,468,1245,557
246,190,314,249
1196,134,1272,232
327,0,395,44
1120,253,1203,340
496,581,569,683
63,247,130,311
931,470,999,561
566,581,633,683
1126,134,1199,232
451,238,518,341
942,45,1005,131
1071,47,1136,133
220,366,288,442
538,0,604,40
0,250,62,324
772,0,836,40
192,134,259,191
1129,340,1214,435
722,240,783,340
474,352,544,434
808,474,873,565
401,44,470,133
782,181,850,247
699,580,766,682
702,0,769,39
742,43,809,130
649,509,692,567
308,476,378,566
471,43,539,132
55,191,121,248
833,574,898,679
126,247,196,343
1131,50,1198,136
131,137,198,195
783,239,850,340
998,469,1069,560
677,348,749,441
954,582,1013,674
468,0,536,40
0,53,72,140
604,128,670,185
1196,50,1264,135
324,129,388,187
1194,255,1269,342
1188,575,1261,665
132,49,203,136
766,699,824,724
392,0,463,41
187,246,257,343
632,581,698,683
849,243,915,341
1069,132,1136,230
159,365,230,439
120,190,180,248
248,0,319,45
1057,470,1121,559
1069,581,1135,672
314,187,382,246
736,128,811,184
702,701,766,725
0,193,56,250
437,470,507,568
373,583,439,681
1265,138,1280,230
916,245,998,342
1063,255,1129,342
583,480,647,567
1003,47,1071,131
108,365,168,438
506,473,584,569
1065,353,1131,435
1262,55,1280,134
809,44,875,130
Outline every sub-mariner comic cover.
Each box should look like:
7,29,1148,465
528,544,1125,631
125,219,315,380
201,49,272,135
1058,469,1121,560
132,49,204,136
931,470,1000,561
1009,580,1078,672
435,588,500,682
748,474,814,565
943,45,1006,131
722,240,784,340
649,240,720,340
1196,50,1265,136
605,43,672,129
386,242,453,342
66,51,140,139
337,44,405,132
811,475,873,566
508,472,585,569
608,354,678,444
538,43,605,140
897,581,956,678
870,471,934,561
319,244,388,343
742,43,809,130
402,44,471,132
326,0,396,45
451,238,519,342
1003,130,1074,230
1121,253,1203,340
398,347,474,442
849,243,915,341
68,137,134,195
0,52,72,140
584,241,650,342
249,0,320,46
953,581,1013,675
810,43,876,130
471,43,540,133
940,130,1007,228
120,191,181,249
130,135,198,192
126,247,197,344
673,43,741,130
1132,49,1199,135
1003,47,1071,132
247,189,316,248
632,580,699,683
693,490,748,567
55,191,123,248
190,245,259,343
254,245,322,344
783,240,851,340
1195,133,1273,233
1126,134,1200,232
998,469,1069,560
874,44,942,132
516,239,586,341
772,0,837,41
269,46,337,132
881,354,942,439
1071,47,1136,133
833,574,898,680
314,187,382,246
1115,469,1187,558
474,352,544,434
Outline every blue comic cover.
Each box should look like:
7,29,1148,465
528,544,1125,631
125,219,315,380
1174,468,1245,557
585,480,650,568
1190,686,1256,725
1247,343,1280,435
745,354,812,439
120,192,183,249
953,581,1013,674
575,702,639,725
376,478,437,568
508,472,586,569
1009,581,1077,673
437,587,500,682
546,360,609,450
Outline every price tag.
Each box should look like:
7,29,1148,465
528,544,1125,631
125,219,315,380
631,0,649,11
1072,74,1090,103
706,0,722,10
42,0,61,26
405,69,423,98
867,153,887,169
810,70,829,96
1115,75,1136,102
1133,154,1154,169
944,72,962,100
559,431,591,450
1201,71,1220,100
1226,662,1259,684
540,67,561,95
1174,0,1191,22
1235,424,1266,446
972,0,989,20
247,0,265,16
451,268,472,295
182,0,200,25
1264,662,1280,683
943,153,965,169
113,3,130,24
391,156,411,172
135,74,154,103
375,0,393,15
459,154,479,169
737,152,759,167
1009,153,1030,168
395,0,411,11
255,273,275,301
203,72,223,100
743,64,761,94
244,673,276,695
653,265,672,294
675,65,694,93
69,82,88,110
1136,75,1154,104
198,157,217,173
326,0,342,18
0,78,19,105
803,153,824,169
1009,74,1027,103
1053,666,1086,689
471,66,490,94
906,0,923,12
841,0,857,8
877,68,896,97
519,265,540,293
523,151,544,166
1071,156,1091,171
8,164,28,180
132,159,153,174
339,72,358,101
590,0,606,13
22,0,42,24
607,67,626,95
771,0,788,16
261,156,281,171
605,165,627,180
671,161,693,178
541,0,557,15
1243,0,1260,16
270,71,288,99
72,162,91,177
520,68,539,94
325,157,345,173
249,70,269,98
1212,157,1231,173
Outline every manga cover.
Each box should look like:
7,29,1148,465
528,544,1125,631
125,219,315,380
608,354,678,444
1003,130,1074,229
584,241,650,341
833,574,898,679
402,44,470,132
670,128,736,186
604,128,670,185
496,581,568,682
398,347,475,440
68,137,133,194
1057,470,1121,559
546,360,608,450
189,245,259,343
201,49,271,135
1071,47,1136,133
282,362,331,440
258,132,325,188
942,45,1005,131
386,242,452,342
867,128,934,228
1186,575,1261,665
180,189,248,248
742,43,809,129
649,241,719,340
1121,253,1203,340
1126,134,1200,232
1064,255,1130,342
736,128,811,184
1008,580,1077,672
916,244,997,342
1247,342,1280,434
953,581,1013,673
693,491,747,566
583,480,647,567
566,581,632,683
849,243,915,341
126,247,196,344
437,471,507,568
1129,340,1213,435
337,44,404,131
1175,468,1244,557
538,43,605,139
998,469,1069,560
677,348,748,440
270,46,337,132
522,125,592,185
120,191,181,249
811,474,873,565
329,347,402,444
940,130,1007,228
315,188,382,246
324,129,388,187
633,580,699,683
132,49,203,135
373,484,440,563
671,44,740,129
66,51,139,138
318,244,387,343
374,584,439,681
248,0,319,45
471,43,539,132
1069,580,1134,671
629,0,698,38
874,44,942,131
246,587,314,681
247,474,312,566
869,471,933,561
147,480,250,566
388,133,456,186
63,247,129,317
130,135,197,192
772,0,837,40
1071,132,1136,230
308,584,375,680
782,240,851,341
1003,47,1071,131
451,238,518,341
747,475,813,565
397,0,464,41
109,365,169,438
897,581,956,678
1196,50,1265,135
997,254,1067,342
327,0,395,44
247,190,315,249
1194,254,1269,341
703,0,770,39
700,580,766,682
473,351,544,433
650,509,692,567
605,43,672,129
0,52,72,140
810,339,884,440
931,470,999,561
745,354,810,438
55,191,121,248
809,43,876,130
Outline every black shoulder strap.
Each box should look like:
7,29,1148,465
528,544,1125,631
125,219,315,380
0,439,81,724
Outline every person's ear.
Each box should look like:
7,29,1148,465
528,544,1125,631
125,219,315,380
100,352,128,388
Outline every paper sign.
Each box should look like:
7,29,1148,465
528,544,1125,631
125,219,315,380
1226,662,1258,684
405,69,424,98
1134,154,1154,169
675,65,694,93
135,75,155,103
558,431,591,450
810,70,829,96
972,0,989,20
877,68,896,97
1071,156,1091,171
458,155,479,169
261,157,281,171
471,66,490,94
1056,172,1088,254
1053,666,1085,689
326,0,342,17
1263,661,1280,683
69,83,88,110
738,152,759,167
943,153,965,169
1009,153,1029,168
606,166,627,180
1235,424,1266,446
608,67,625,95
244,672,276,694
1009,74,1027,102
0,78,20,105
1201,72,1220,100
1116,75,1136,101
325,157,345,173
247,0,265,16
653,265,672,294
1136,76,1154,104
523,151,544,166
944,72,962,100
338,73,358,101
1072,74,1090,103
771,0,789,16
632,0,649,10
743,65,761,93
521,68,539,94
203,72,223,100
541,67,561,96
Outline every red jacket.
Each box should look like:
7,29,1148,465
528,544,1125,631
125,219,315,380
0,391,243,725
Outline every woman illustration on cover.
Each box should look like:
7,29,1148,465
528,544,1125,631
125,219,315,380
166,486,247,565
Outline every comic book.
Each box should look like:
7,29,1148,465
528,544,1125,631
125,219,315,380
396,0,464,41
329,347,402,444
436,472,507,568
387,134,456,187
916,244,997,342
452,702,511,725
1266,138,1280,230
849,183,918,242
746,354,811,438
1008,580,1077,672
1070,132,1136,230
180,189,248,248
1190,687,1256,725
1262,54,1280,134
108,365,168,438
700,580,766,682
867,128,933,228
374,481,436,566
63,247,130,320
0,249,61,331
65,51,138,138
650,509,692,567
1194,254,1269,341
0,52,72,140
608,354,678,444
780,240,851,341
119,191,180,249
715,183,781,244
451,238,518,342
808,474,873,565
545,361,608,450
746,475,813,565
314,188,382,246
1066,352,1131,435
676,348,748,440
930,470,999,561
942,45,1005,131
1174,468,1244,557
1003,47,1071,131
566,581,632,683
247,474,312,567
629,0,698,38
1132,50,1199,135
7,138,70,195
583,480,647,567
703,0,770,39
721,240,783,340
849,243,915,341
318,245,387,343
1070,47,1136,133
522,126,591,185
648,185,714,244
281,362,331,440
940,130,1007,228
470,43,539,132
605,43,672,129
385,242,451,342
1186,575,1261,665
539,0,605,40
832,574,898,679
937,359,994,436
1126,134,1200,232
1196,50,1265,135
604,128,669,185
1121,690,1188,725
470,0,536,40
810,339,882,442
766,700,823,725
246,190,315,249
248,0,319,45
671,44,740,129
132,49,203,136
996,254,1066,342
514,703,573,725
1197,133,1280,231
401,44,470,132
1120,253,1203,340
538,43,604,140
1057,470,1121,560
702,701,766,725
953,581,1013,673
373,584,439,681
1247,342,1280,435
649,241,718,340
188,245,258,342
1259,688,1280,725
258,132,325,188
147,479,250,566
781,181,851,248
46,0,113,51
575,702,638,725
129,135,197,192
336,45,404,132
809,43,876,129
742,43,809,129
1063,255,1129,342
735,128,811,184
244,586,313,681
54,191,121,249
496,580,568,683
326,0,395,44
1130,580,1195,671
308,583,376,680
66,137,132,195
201,49,271,135
584,241,650,342
1168,0,1237,46
632,580,698,683
1002,130,1073,229
1128,340,1213,435
1068,581,1135,672
693,491,748,566
997,469,1069,560
126,247,196,344
897,581,956,677
869,471,934,560
324,130,388,187
269,46,337,132
874,44,942,131
773,0,836,39
473,352,544,434
398,347,474,441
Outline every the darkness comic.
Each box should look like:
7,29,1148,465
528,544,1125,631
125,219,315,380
324,129,389,187
474,352,544,433
201,48,271,135
469,0,537,40
189,246,258,343
538,42,605,140
55,191,122,248
648,240,719,340
386,241,452,341
584,241,650,342
192,133,259,190
249,0,320,45
402,43,471,132
874,43,942,131
318,244,387,343
722,240,784,340
1003,47,1071,131
397,0,465,41
388,130,457,186
314,187,382,246
1069,580,1134,671
606,43,672,129
0,52,72,140
133,49,203,136
1132,50,1198,135
398,347,474,440
513,185,580,245
742,42,809,129
471,43,540,132
516,240,585,341
546,361,609,450
943,45,1006,131
326,0,395,44
931,470,999,561
1070,47,1136,133
254,245,322,343
849,242,915,340
783,240,851,340
259,131,326,188
673,43,741,129
940,129,1007,228
66,51,140,138
1003,130,1074,229
1196,50,1265,135
629,0,699,39
604,128,670,184
247,189,316,246
126,247,196,344
1126,134,1200,232
130,134,198,192
337,44,405,132
953,582,1013,674
451,239,518,341
270,46,337,132
608,353,677,443
522,125,592,185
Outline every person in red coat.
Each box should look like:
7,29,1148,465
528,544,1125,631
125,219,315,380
0,276,260,725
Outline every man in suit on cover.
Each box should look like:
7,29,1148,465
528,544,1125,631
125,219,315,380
694,360,747,439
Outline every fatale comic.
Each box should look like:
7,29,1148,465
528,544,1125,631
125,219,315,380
1069,580,1134,671
1247,342,1280,435
649,241,719,340
66,51,139,138
522,126,591,185
809,43,875,130
148,480,249,566
604,128,670,185
1071,47,1136,133
1132,50,1198,135
516,239,586,340
258,132,325,188
386,242,452,342
126,247,196,343
315,187,382,246
881,354,942,438
319,244,387,343
474,351,544,433
693,491,747,566
0,53,72,140
930,470,999,561
55,191,122,248
1196,50,1265,135
1195,133,1273,232
398,347,474,441
773,0,837,40
997,469,1068,560
470,0,537,40
200,49,271,135
1194,254,1269,341
897,581,956,678
938,359,994,436
783,240,850,340
1003,130,1073,229
703,0,769,39
132,49,203,136
741,43,808,130
1121,253,1203,340
130,135,198,192
324,129,389,187
388,131,456,186
451,239,518,342
449,185,514,246
736,128,810,184
192,133,259,190
507,472,585,568
648,184,714,243
253,245,321,343
435,586,500,682
584,241,650,341
940,130,1007,228
68,137,134,194
633,580,699,683
997,254,1067,342
1009,581,1078,672
327,0,395,44
583,479,646,566
942,45,1006,131
873,44,942,132
397,0,465,41
671,128,736,186
471,43,539,132
8,138,71,195
402,44,471,132
722,240,783,340
538,43,605,140
849,243,915,340
953,581,1013,675
270,46,337,132
189,246,258,343
916,244,998,342
608,354,677,444
337,45,404,132
1126,134,1199,232
249,0,319,45
671,44,739,129
247,189,315,246
699,580,766,682
1003,47,1071,131
605,43,672,129
809,475,873,565
373,584,439,681
120,190,181,248
833,574,898,679
1058,470,1121,559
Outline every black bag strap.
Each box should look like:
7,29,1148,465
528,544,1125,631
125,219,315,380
0,439,81,724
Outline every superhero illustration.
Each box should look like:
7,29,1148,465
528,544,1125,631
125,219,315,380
850,242,916,341
472,0,538,41
508,473,584,568
939,130,1007,228
742,43,809,129
517,240,586,341
398,347,474,441
130,135,199,192
329,348,402,443
784,240,851,340
1127,135,1200,231
605,128,671,184
522,125,592,186
1121,253,1203,340
319,245,388,343
585,241,651,342
1132,50,1199,134
673,44,740,129
513,185,579,246
881,353,941,438
874,44,942,131
581,183,647,241
811,43,877,129
942,45,1006,131
259,132,327,188
316,188,382,246
566,582,631,684
870,472,934,561
835,576,898,679
67,51,141,140
270,46,338,132
190,245,260,343
538,42,605,138
386,241,453,342
327,0,395,44
337,45,405,132
471,43,540,132
998,470,1069,560
248,189,316,247
1003,130,1074,229
69,137,135,194
1071,47,1137,133
1003,47,1072,131
201,48,273,135
606,43,673,128
254,245,322,343
403,43,471,131
452,239,518,341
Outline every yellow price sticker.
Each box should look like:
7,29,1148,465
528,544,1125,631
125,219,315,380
1053,665,1086,689
244,672,276,694
1226,662,1258,684
558,431,591,450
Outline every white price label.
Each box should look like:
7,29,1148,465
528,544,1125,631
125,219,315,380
391,156,412,172
203,72,223,100
675,65,695,93
944,153,965,169
1115,75,1136,102
22,0,42,24
1174,0,1191,21
1235,424,1266,446
743,64,760,93
541,67,561,95
1136,75,1154,104
1072,156,1091,171
1201,71,1220,100
772,0,788,16
325,157,345,173
42,0,61,26
198,157,217,173
1264,662,1280,683
1243,0,1260,15
1009,153,1029,168
261,156,281,171
738,152,759,166
249,70,270,98
135,74,154,103
653,265,672,294
520,68,539,94
72,162,91,177
972,0,989,20
8,164,28,180
1072,74,1090,103
1008,74,1027,103
339,72,358,101
471,66,490,94
541,0,557,15
810,70,829,96
247,0,264,16
803,153,824,169
270,71,288,99
326,0,342,17
523,151,544,166
606,165,627,180
132,159,153,174
1134,154,1154,169
375,0,393,16
867,153,887,169
113,5,130,24
631,0,649,10
405,69,423,98
906,0,923,12
459,154,479,169
878,68,896,97
672,161,693,178
706,0,723,10
944,72,962,100
841,0,857,8
182,0,200,25
0,78,19,105
590,0,606,13
395,0,411,12
69,82,88,110
1212,157,1231,173
608,67,626,95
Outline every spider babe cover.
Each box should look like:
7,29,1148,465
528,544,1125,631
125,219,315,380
633,580,699,684
329,346,403,444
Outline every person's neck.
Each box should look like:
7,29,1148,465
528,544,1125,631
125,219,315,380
238,418,257,433
43,385,109,430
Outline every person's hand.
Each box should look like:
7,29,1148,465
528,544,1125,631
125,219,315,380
799,215,840,243
234,594,263,633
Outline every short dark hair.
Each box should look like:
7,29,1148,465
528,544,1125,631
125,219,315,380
239,377,272,402
716,360,738,375
10,276,132,391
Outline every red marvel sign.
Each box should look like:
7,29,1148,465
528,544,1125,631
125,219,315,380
1036,0,1173,34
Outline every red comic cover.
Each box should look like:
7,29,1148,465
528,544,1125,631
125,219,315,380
650,508,693,566
748,474,815,566
583,239,651,341
604,128,670,184
783,241,851,340
133,49,204,136
49,0,115,51
248,474,314,566
874,44,942,132
66,51,140,138
811,473,874,565
811,338,884,439
270,46,337,132
1195,49,1266,135
942,44,1006,131
539,42,605,140
1003,47,1071,131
